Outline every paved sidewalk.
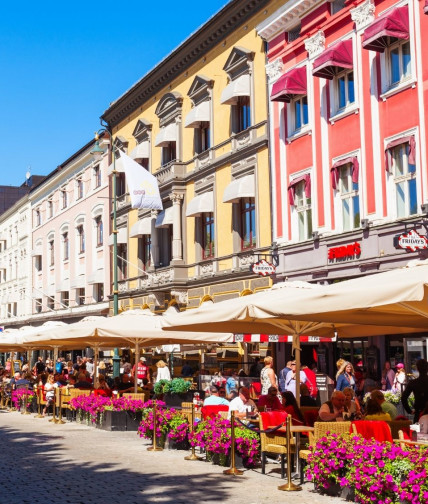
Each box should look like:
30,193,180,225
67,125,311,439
0,410,342,504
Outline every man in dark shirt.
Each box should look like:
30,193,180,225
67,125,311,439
402,359,428,423
249,357,264,378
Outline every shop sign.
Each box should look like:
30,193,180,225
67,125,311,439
328,242,361,260
393,229,428,252
250,259,276,276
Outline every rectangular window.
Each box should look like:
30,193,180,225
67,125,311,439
392,142,417,218
295,181,312,241
95,216,103,247
93,283,104,302
35,255,42,272
117,244,128,280
202,212,215,259
77,178,84,199
388,40,411,88
63,232,69,261
48,200,53,218
35,298,42,313
142,235,151,270
234,96,251,133
77,288,85,306
60,291,69,308
240,198,256,250
36,209,41,227
195,124,211,155
47,297,55,310
116,172,126,197
339,164,360,231
330,0,346,15
94,165,101,188
337,71,355,111
49,240,55,266
161,143,176,167
293,96,309,131
61,188,67,209
77,225,85,253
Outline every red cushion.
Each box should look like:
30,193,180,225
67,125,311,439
303,409,318,427
260,411,288,430
201,405,229,420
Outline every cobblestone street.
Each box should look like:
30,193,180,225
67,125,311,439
0,410,343,504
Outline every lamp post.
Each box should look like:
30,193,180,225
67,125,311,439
90,124,120,378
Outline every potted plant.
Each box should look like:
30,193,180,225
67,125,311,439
155,378,194,407
137,399,171,448
167,410,190,450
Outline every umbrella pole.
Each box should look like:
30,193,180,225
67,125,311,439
293,334,302,408
134,342,139,394
93,346,99,387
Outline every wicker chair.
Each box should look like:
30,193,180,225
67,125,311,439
386,419,412,439
122,392,149,402
260,411,295,479
299,421,351,484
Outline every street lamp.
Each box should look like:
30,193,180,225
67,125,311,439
90,124,120,378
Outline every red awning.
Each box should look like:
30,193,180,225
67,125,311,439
288,174,311,206
271,67,307,102
331,157,359,190
385,135,416,173
362,6,409,53
312,39,353,80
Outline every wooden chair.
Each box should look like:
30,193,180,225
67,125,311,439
260,411,295,479
122,392,149,402
299,421,351,484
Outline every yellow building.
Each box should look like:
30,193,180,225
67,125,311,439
101,0,281,313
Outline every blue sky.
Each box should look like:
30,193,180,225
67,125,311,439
0,0,227,187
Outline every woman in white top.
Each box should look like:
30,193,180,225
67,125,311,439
260,356,278,395
155,360,171,382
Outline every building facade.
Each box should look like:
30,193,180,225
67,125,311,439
257,0,428,371
28,138,111,322
100,0,285,314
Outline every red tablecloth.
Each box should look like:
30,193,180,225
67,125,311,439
351,420,393,442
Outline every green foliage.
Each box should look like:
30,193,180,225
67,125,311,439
153,378,191,395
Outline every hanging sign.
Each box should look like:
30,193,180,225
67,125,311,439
250,259,276,276
393,229,428,252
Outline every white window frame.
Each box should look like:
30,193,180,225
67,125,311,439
288,95,309,137
385,131,419,220
290,171,312,242
333,162,361,232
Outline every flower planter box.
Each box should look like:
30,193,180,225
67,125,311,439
97,410,127,431
167,438,190,451
125,411,143,431
163,391,195,408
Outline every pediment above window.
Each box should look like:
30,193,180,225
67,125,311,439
155,92,183,126
223,46,254,80
132,118,152,141
187,75,214,105
114,136,129,153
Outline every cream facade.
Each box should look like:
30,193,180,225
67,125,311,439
101,0,283,312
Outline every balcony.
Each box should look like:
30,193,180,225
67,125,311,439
155,161,186,187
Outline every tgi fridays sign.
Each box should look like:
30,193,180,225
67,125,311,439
394,229,428,252
250,259,276,276
328,242,361,261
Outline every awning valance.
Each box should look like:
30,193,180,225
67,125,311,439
108,156,125,175
184,101,210,128
154,123,177,147
31,245,43,257
312,39,353,80
56,280,70,293
87,270,105,285
385,135,416,173
331,157,359,190
288,174,311,206
222,175,255,204
186,192,214,217
362,6,409,53
108,227,128,245
70,276,85,289
220,74,251,105
130,217,152,237
270,67,307,103
155,207,174,228
130,141,150,161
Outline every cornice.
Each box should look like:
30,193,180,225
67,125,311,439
101,0,270,129
256,0,323,41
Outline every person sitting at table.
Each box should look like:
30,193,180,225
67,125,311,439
74,373,93,390
343,387,361,419
203,386,229,406
94,374,110,391
281,390,305,424
228,386,258,419
257,386,284,411
317,391,346,421
370,389,397,420
364,398,391,421
41,374,57,417
300,384,317,406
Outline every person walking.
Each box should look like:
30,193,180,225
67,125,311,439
260,356,277,395
335,362,356,392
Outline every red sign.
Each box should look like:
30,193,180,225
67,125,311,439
328,242,361,260
394,229,428,252
251,259,276,276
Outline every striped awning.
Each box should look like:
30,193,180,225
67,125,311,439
234,334,336,343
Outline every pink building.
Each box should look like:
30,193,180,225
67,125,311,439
29,136,111,321
257,0,428,370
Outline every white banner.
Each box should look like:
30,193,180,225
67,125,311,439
120,151,163,210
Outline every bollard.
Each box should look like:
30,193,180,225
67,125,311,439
278,415,302,491
223,411,244,476
184,402,202,461
147,401,163,451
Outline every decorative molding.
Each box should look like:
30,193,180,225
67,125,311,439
171,289,188,304
304,30,325,59
265,58,283,82
350,0,375,31
170,192,184,204
102,0,270,128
